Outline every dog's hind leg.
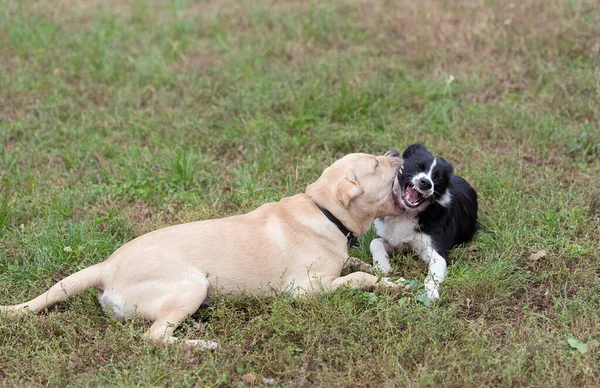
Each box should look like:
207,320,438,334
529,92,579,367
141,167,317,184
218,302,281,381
145,278,217,350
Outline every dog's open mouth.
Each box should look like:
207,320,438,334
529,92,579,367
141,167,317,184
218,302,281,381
402,182,426,208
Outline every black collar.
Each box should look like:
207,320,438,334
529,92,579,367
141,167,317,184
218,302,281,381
314,203,360,248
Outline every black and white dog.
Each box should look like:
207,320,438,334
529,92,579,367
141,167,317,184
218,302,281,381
370,143,478,300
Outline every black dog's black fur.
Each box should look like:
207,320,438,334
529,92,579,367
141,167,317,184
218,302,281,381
417,174,479,260
370,143,479,299
401,143,478,261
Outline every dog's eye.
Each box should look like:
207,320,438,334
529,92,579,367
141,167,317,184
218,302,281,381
416,163,425,170
434,177,442,184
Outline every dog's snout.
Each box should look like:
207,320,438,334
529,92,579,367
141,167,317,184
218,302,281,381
419,179,432,190
384,148,400,158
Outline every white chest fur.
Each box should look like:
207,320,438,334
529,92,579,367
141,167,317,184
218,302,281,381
370,213,447,302
373,214,419,250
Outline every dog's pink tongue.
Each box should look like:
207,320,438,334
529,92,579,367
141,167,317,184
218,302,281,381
406,186,420,203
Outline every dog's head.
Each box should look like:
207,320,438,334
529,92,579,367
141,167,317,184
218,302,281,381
398,143,453,211
307,149,404,233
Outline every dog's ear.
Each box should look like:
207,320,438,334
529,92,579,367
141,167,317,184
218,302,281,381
438,158,454,176
336,175,364,207
402,143,427,159
384,148,400,157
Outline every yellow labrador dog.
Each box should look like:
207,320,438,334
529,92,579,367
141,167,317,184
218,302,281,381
1,151,404,349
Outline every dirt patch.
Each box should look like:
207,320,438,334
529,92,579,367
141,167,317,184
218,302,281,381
22,0,134,23
566,285,579,299
489,324,510,340
178,45,227,74
290,356,318,387
589,194,600,217
124,201,187,236
129,202,153,223
161,201,184,224
355,0,600,81
530,286,550,311
0,94,39,123
1,132,20,153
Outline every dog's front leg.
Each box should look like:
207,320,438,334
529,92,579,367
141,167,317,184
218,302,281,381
412,236,446,301
369,237,395,274
324,272,403,292
423,254,446,301
343,257,374,273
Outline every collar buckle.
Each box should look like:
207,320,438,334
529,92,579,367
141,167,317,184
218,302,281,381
314,203,360,249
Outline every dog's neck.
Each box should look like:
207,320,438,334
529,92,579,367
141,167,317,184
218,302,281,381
312,202,360,248
321,200,373,237
304,193,373,238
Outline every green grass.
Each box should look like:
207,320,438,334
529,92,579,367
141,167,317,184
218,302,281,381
1,0,599,385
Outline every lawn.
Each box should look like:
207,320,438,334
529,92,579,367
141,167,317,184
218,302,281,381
1,0,599,386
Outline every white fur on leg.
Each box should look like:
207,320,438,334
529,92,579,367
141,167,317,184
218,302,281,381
184,339,219,350
411,234,447,301
369,238,393,274
155,335,219,350
423,253,446,301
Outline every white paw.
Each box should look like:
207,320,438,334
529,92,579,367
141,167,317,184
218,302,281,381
425,283,440,301
373,254,392,274
191,320,205,330
185,339,218,350
378,276,407,289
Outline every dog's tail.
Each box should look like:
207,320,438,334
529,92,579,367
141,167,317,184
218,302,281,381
0,263,104,318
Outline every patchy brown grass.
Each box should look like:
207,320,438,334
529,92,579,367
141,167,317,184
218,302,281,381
1,0,599,385
178,43,227,74
8,0,135,23
357,0,600,71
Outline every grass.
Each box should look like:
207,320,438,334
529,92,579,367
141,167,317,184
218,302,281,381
1,0,599,385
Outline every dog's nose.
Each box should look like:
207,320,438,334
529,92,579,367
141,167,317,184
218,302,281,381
419,179,432,190
385,148,400,158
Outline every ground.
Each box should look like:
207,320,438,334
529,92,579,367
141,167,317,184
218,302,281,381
0,0,599,386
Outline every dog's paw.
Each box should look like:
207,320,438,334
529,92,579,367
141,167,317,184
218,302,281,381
425,284,440,302
185,339,218,350
357,262,375,274
373,254,392,274
375,276,407,291
345,257,375,273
